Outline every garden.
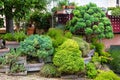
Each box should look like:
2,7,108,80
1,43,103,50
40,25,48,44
0,0,120,80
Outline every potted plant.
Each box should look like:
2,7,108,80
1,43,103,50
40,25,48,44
8,62,27,76
0,57,10,73
2,31,27,48
69,2,76,9
26,22,35,35
58,0,68,9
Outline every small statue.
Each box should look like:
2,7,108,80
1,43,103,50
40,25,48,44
0,39,6,49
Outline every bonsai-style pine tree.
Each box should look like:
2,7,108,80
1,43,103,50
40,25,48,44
66,3,114,42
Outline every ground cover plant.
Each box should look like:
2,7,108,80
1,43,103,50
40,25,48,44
95,70,120,80
109,48,120,73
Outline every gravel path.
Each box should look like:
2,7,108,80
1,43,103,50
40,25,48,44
0,73,64,80
0,73,88,80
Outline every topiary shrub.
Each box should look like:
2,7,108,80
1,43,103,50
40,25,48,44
86,62,97,79
53,39,85,74
66,3,114,42
72,37,90,57
18,35,54,60
95,70,120,80
47,28,66,48
40,64,61,77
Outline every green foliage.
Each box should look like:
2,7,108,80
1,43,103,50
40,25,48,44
14,31,27,42
73,10,80,17
0,48,21,66
53,39,85,74
92,52,110,65
47,28,66,48
40,64,61,77
10,63,26,73
3,33,15,41
0,57,5,65
85,28,93,35
66,3,114,40
92,42,111,64
58,0,68,7
0,0,50,33
111,7,120,16
2,31,27,41
90,43,95,49
109,50,120,73
94,70,120,80
93,42,104,55
86,63,97,79
64,31,73,38
72,37,90,57
18,35,54,59
30,11,51,29
92,52,101,63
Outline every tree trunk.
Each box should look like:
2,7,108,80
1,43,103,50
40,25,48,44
4,4,14,33
5,16,14,33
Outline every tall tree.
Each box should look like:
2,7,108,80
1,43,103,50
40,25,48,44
0,0,48,33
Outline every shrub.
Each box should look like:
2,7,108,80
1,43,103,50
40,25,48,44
47,28,66,48
86,63,97,79
109,50,120,73
92,52,111,65
40,64,61,77
93,42,110,57
18,35,54,60
2,31,27,42
53,39,85,74
30,11,51,29
3,33,15,41
95,70,120,80
64,31,73,38
14,31,27,42
66,3,114,42
10,63,26,73
72,37,90,57
111,7,120,16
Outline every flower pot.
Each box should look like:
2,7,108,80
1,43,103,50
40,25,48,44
6,41,20,48
27,27,35,35
62,5,66,9
0,65,10,73
35,28,45,34
0,48,10,57
26,63,44,72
